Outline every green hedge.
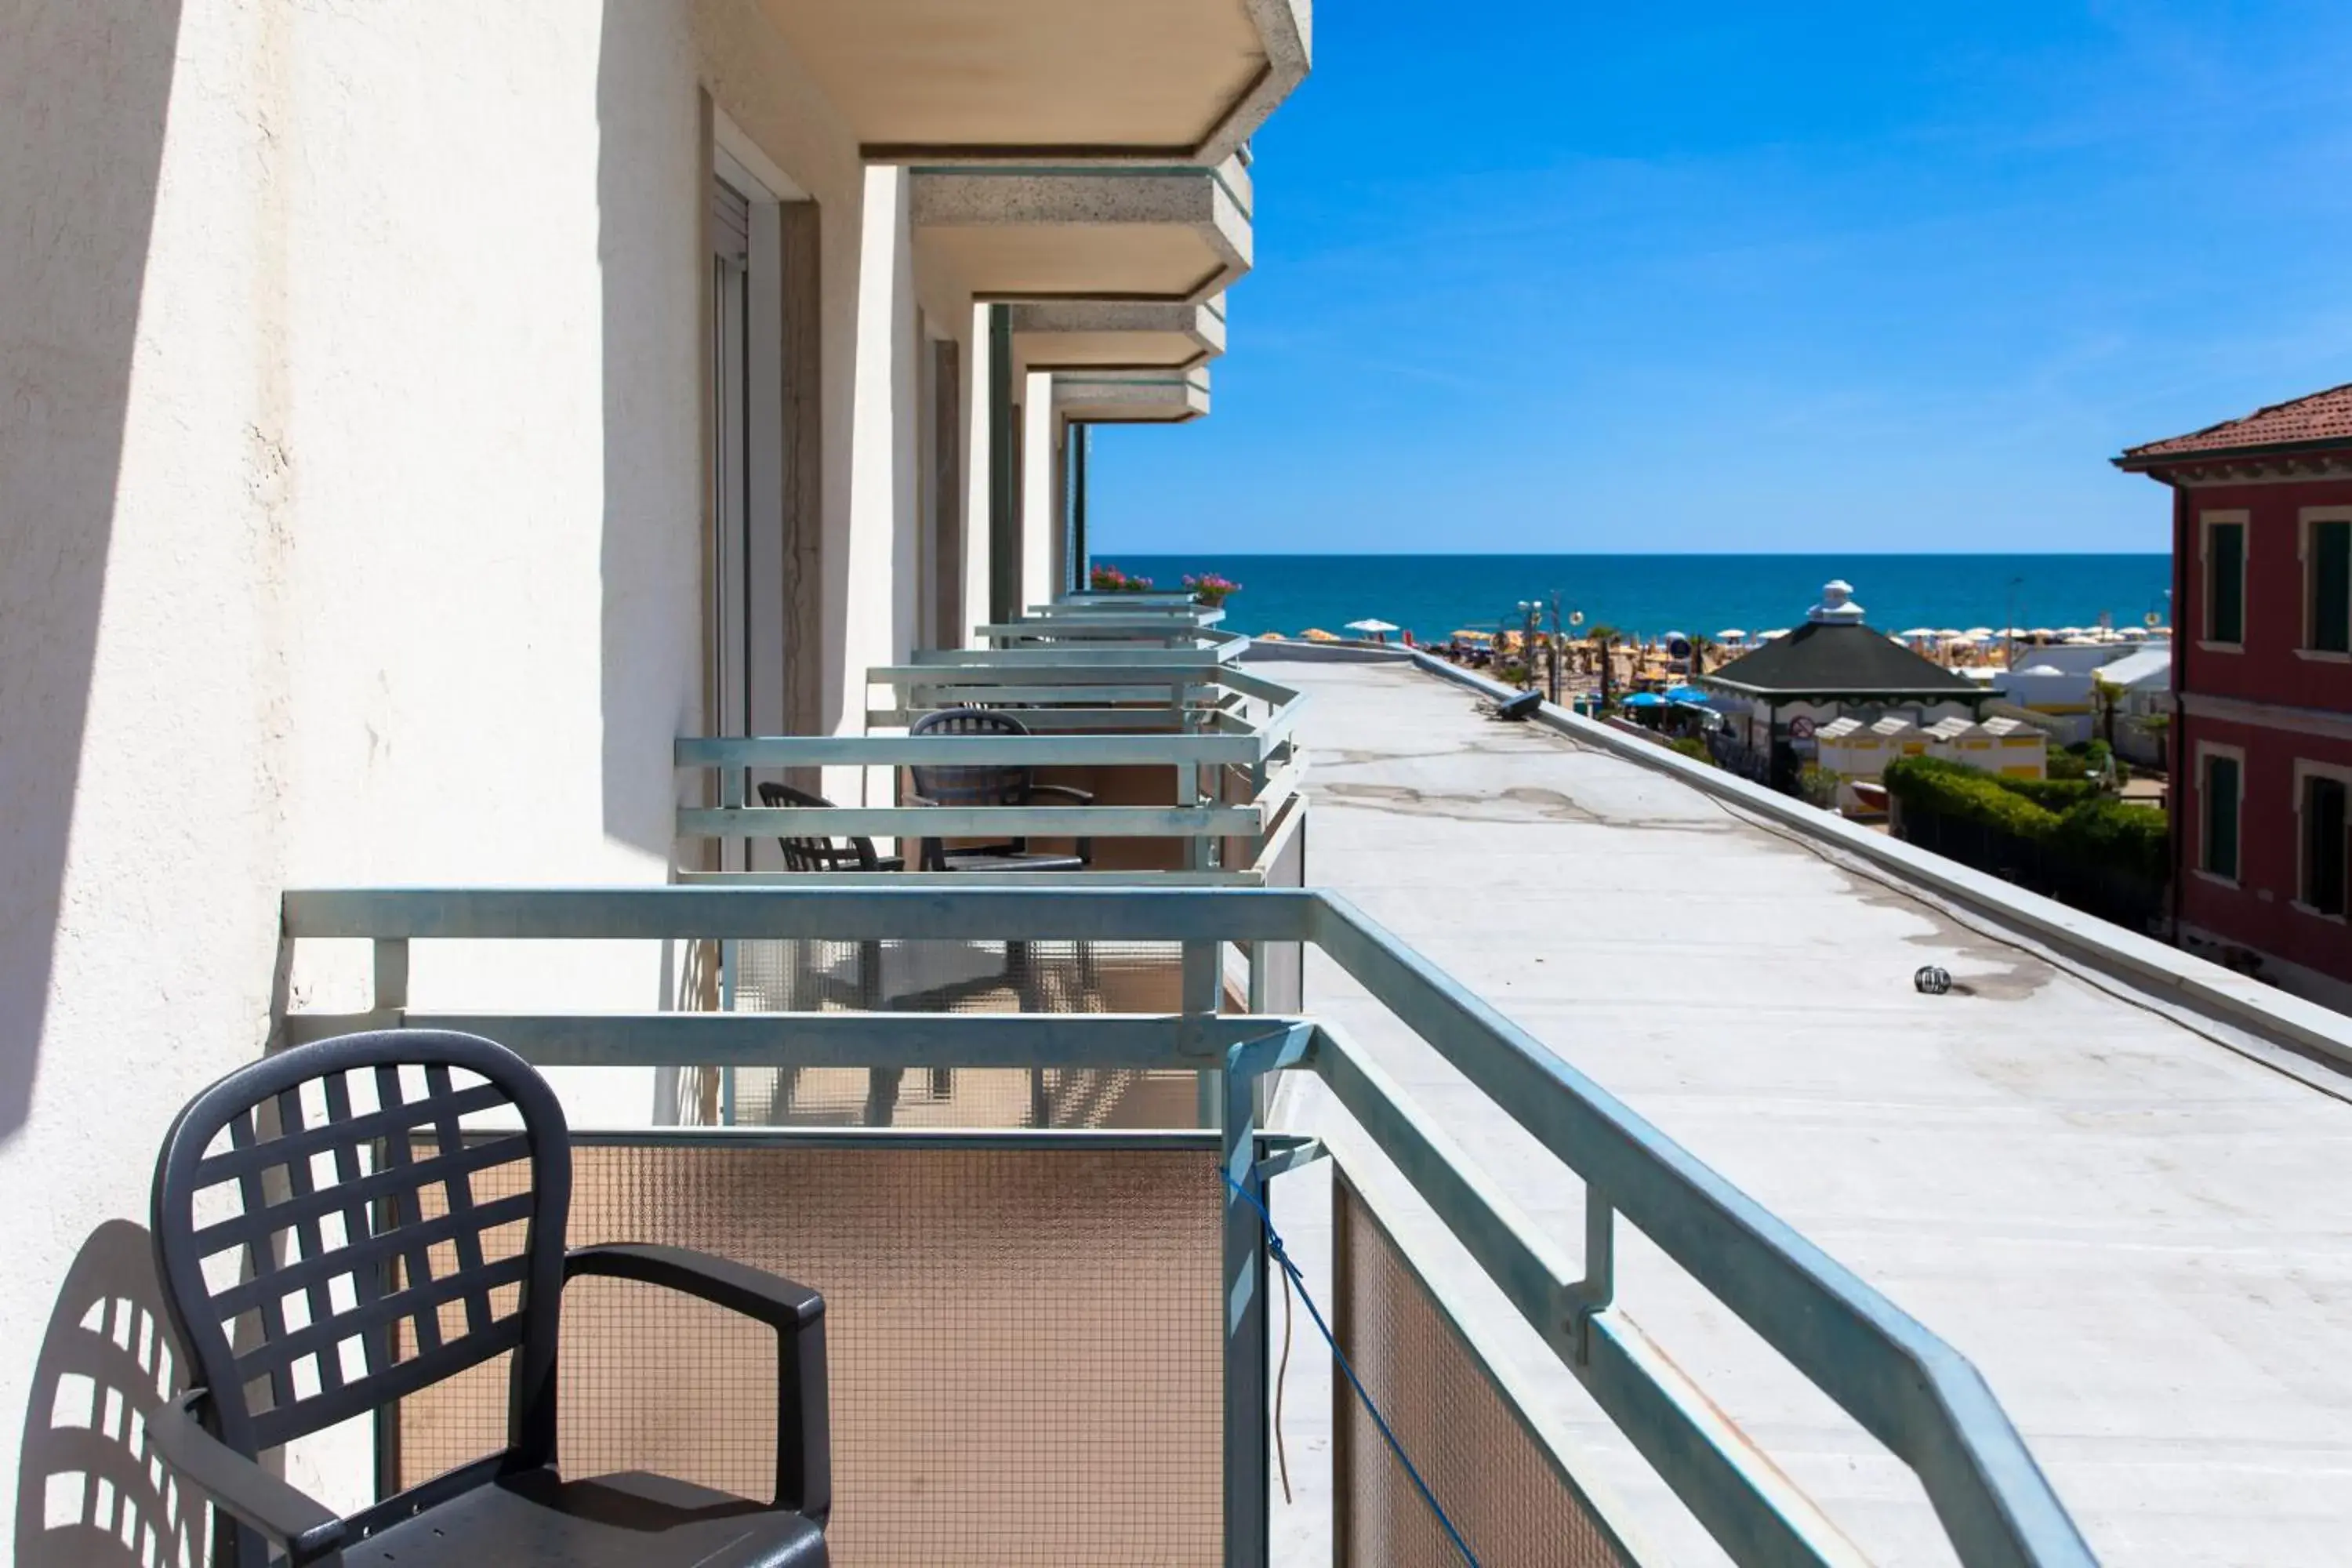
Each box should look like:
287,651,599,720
2049,797,2169,883
1996,777,2103,811
1882,756,2060,840
1885,755,2169,880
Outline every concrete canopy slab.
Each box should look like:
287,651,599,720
1054,370,1210,424
757,0,1310,164
911,163,1250,303
1011,298,1227,372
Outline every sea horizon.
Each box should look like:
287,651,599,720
1105,551,2173,644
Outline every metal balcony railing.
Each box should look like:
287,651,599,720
675,648,1306,886
278,884,2095,1568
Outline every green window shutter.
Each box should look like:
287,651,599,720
2209,523,2245,645
2205,753,2241,879
2313,521,2351,653
2306,775,2347,914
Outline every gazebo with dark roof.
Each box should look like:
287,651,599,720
1700,582,1986,705
1697,581,1991,786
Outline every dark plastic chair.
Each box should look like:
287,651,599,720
753,782,913,1121
144,1029,829,1567
905,708,1094,873
756,781,904,874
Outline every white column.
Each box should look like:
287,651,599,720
1022,370,1057,613
838,163,919,802
960,300,993,648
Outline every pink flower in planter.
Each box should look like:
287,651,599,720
1182,572,1240,606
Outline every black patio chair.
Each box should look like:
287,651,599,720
905,707,1094,873
756,781,904,875
753,781,920,1120
144,1029,829,1567
903,711,1101,1108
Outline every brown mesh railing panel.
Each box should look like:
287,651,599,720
717,938,1195,1131
393,1142,1223,1565
1335,1178,1636,1568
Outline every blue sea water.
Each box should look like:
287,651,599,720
1109,554,2174,644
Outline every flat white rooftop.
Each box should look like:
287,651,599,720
1269,654,2352,1567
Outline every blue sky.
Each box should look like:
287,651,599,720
1090,0,2352,554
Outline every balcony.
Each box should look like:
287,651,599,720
277,882,2090,1566
675,619,1302,887
255,593,2088,1566
911,162,1251,304
756,0,1310,164
1012,297,1227,373
668,606,1301,1125
1055,368,1214,423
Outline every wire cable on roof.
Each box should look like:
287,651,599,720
1225,1171,1483,1567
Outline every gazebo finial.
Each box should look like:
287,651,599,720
1809,579,1866,626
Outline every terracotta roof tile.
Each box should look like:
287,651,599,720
2119,381,2352,465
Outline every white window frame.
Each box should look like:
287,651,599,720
2291,757,2352,920
2296,506,2352,662
2198,510,2248,653
2194,739,2246,887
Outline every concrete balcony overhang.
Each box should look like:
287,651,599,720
1012,297,1227,373
758,0,1311,165
913,162,1250,303
1053,369,1211,424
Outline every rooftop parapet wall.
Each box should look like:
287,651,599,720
1398,648,2352,1073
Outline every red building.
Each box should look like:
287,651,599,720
2117,383,2352,1002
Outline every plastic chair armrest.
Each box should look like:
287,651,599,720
564,1243,829,1521
147,1389,348,1565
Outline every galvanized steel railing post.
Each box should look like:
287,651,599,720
1221,1054,1267,1568
1570,1194,1617,1365
1221,1025,1313,1568
1185,939,1220,1129
372,938,408,1016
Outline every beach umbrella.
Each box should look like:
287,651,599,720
1621,691,1667,707
1963,626,1994,640
1258,631,1287,641
1715,627,1747,641
1759,628,1790,641
1664,685,1710,703
1935,627,1963,639
1301,628,1339,642
1900,626,1938,639
1345,618,1399,634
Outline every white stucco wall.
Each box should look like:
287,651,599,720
2,0,876,1529
960,303,1000,645
830,164,920,805
1022,371,1059,612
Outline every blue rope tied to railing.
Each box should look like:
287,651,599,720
1225,1172,1484,1568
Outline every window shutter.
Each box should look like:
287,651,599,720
711,177,751,264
